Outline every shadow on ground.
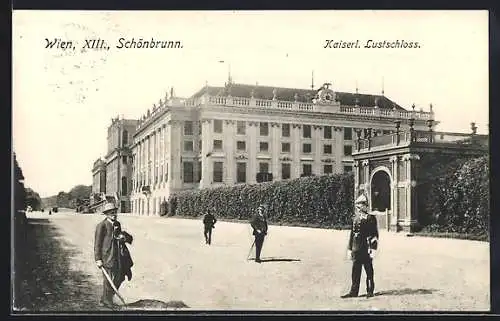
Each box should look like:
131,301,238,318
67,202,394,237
253,257,301,263
14,218,101,312
375,288,438,296
119,299,190,311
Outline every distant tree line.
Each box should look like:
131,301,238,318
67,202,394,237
42,185,92,209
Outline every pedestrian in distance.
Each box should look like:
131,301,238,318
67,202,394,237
203,210,217,245
341,190,379,298
250,204,268,263
94,203,134,308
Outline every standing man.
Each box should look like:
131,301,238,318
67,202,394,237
250,204,268,263
203,210,217,245
341,191,379,298
94,203,134,308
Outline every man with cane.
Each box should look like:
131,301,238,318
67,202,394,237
249,204,268,263
341,190,379,298
94,203,134,308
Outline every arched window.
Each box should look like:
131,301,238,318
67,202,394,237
121,176,127,195
122,130,129,146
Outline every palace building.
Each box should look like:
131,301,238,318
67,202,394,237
128,80,435,216
90,116,138,213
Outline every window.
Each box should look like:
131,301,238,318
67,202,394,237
183,162,194,183
282,124,290,137
237,162,246,183
324,126,332,139
281,142,291,153
214,119,223,133
259,162,269,173
302,164,313,176
122,130,128,146
382,130,391,135
197,161,202,182
237,141,246,151
323,144,332,154
165,163,168,182
122,156,127,165
344,145,353,156
344,127,353,140
184,140,194,151
237,121,246,135
259,142,269,152
344,165,353,173
303,125,312,138
213,139,223,151
303,143,312,154
282,163,291,180
199,140,202,151
184,121,194,135
324,165,333,174
260,122,269,136
198,121,202,135
213,162,223,183
121,177,127,195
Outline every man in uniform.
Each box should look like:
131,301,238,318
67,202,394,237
341,191,379,298
250,204,268,263
94,203,134,308
202,210,217,245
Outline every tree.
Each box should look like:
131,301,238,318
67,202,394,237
69,185,92,200
25,188,42,211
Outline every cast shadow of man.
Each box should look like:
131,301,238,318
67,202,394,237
374,288,438,297
257,257,301,263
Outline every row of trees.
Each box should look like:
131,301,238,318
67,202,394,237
42,185,92,209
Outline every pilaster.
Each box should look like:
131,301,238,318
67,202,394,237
292,124,301,178
271,122,281,180
334,126,343,174
200,119,212,188
224,120,236,184
248,121,259,184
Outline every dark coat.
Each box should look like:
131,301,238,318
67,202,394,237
94,219,134,281
348,213,379,255
250,214,268,236
203,213,217,228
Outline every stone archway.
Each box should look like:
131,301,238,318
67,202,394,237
370,168,392,212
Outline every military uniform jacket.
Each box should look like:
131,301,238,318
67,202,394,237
203,214,217,228
348,213,379,255
250,214,268,236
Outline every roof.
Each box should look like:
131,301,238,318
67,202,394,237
191,83,406,110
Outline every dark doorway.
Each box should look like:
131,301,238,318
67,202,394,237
371,170,391,211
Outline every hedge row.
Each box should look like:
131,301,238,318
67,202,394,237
168,173,355,228
420,155,489,237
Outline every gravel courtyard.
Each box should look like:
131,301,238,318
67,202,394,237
16,211,489,312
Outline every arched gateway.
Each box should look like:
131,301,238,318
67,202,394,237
352,123,488,233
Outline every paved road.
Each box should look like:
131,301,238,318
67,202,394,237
22,211,489,311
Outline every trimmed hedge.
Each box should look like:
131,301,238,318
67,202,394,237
420,155,489,238
168,173,354,229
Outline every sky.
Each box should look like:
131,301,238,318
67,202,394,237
12,10,489,197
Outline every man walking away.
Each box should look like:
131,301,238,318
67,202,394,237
203,210,217,245
94,202,134,308
250,204,268,263
341,191,379,298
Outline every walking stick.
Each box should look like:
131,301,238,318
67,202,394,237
246,239,256,261
100,266,127,305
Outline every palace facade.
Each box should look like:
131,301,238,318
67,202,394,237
129,81,435,216
90,117,138,213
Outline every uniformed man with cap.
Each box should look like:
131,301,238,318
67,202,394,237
341,190,379,298
250,204,268,263
94,202,134,307
202,209,217,245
